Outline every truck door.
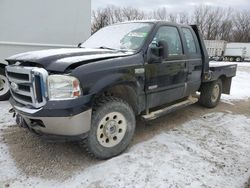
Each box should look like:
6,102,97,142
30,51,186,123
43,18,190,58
145,25,188,109
181,27,202,95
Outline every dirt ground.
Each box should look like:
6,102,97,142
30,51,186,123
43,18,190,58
1,99,250,186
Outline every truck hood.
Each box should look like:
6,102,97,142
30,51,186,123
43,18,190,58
6,48,132,72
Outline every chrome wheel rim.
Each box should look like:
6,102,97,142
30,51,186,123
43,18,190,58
97,112,127,148
0,75,9,96
211,84,220,103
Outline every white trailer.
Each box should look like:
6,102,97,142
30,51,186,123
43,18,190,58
0,0,91,100
224,43,250,62
204,40,227,60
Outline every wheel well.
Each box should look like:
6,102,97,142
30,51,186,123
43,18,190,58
93,84,140,115
219,75,232,94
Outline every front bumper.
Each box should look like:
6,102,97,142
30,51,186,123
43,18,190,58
10,96,92,137
21,109,91,136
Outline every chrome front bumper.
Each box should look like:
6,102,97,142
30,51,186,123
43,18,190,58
16,106,92,136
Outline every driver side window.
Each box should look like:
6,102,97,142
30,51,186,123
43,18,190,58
152,26,183,56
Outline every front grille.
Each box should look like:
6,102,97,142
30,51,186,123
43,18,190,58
6,66,48,108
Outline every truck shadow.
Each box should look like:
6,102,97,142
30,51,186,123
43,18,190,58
2,101,244,180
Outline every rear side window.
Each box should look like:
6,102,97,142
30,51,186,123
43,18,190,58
153,26,183,56
182,28,197,53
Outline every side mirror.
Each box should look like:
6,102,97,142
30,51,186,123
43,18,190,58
158,40,169,59
147,40,169,63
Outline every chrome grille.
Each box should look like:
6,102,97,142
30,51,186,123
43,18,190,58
6,66,48,108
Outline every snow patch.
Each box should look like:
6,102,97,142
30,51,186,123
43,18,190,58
1,106,249,187
0,101,15,127
210,61,250,67
209,61,250,102
222,71,250,101
0,102,18,187
60,112,250,188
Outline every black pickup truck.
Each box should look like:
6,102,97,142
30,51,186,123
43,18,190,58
5,21,237,159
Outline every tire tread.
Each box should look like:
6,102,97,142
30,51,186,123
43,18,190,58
199,79,222,108
82,96,135,159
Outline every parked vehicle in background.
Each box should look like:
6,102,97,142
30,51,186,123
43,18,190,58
224,43,250,62
5,21,237,159
224,47,246,62
204,40,227,61
0,0,91,100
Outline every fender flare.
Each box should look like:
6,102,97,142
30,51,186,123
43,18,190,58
89,73,142,95
88,73,144,114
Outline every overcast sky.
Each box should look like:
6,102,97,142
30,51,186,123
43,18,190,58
92,0,250,12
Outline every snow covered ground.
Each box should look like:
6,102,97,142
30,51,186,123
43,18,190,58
222,71,250,102
0,62,250,188
216,62,250,102
210,61,250,68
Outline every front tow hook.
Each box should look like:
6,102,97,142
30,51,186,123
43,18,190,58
9,108,28,128
9,108,16,118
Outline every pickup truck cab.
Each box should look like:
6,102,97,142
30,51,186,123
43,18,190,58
5,21,237,159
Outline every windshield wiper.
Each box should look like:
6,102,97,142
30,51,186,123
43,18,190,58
98,46,117,50
97,46,130,53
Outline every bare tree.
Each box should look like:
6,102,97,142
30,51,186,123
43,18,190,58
204,7,223,39
178,12,191,24
91,8,110,34
91,6,146,33
153,8,167,20
192,6,234,41
122,7,145,21
168,13,177,23
91,5,250,42
192,5,210,36
232,10,250,42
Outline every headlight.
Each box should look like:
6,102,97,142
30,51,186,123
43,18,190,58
48,75,81,100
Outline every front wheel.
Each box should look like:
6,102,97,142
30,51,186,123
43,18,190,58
84,97,136,159
0,67,10,101
199,79,222,108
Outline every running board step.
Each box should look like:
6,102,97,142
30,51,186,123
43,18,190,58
142,97,198,121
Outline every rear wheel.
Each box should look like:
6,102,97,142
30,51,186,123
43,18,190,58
229,57,235,62
0,67,10,101
199,79,222,108
84,97,136,159
235,57,242,62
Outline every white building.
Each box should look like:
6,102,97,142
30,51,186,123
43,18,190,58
0,0,91,65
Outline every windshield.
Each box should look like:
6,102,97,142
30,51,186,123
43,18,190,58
81,23,153,51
